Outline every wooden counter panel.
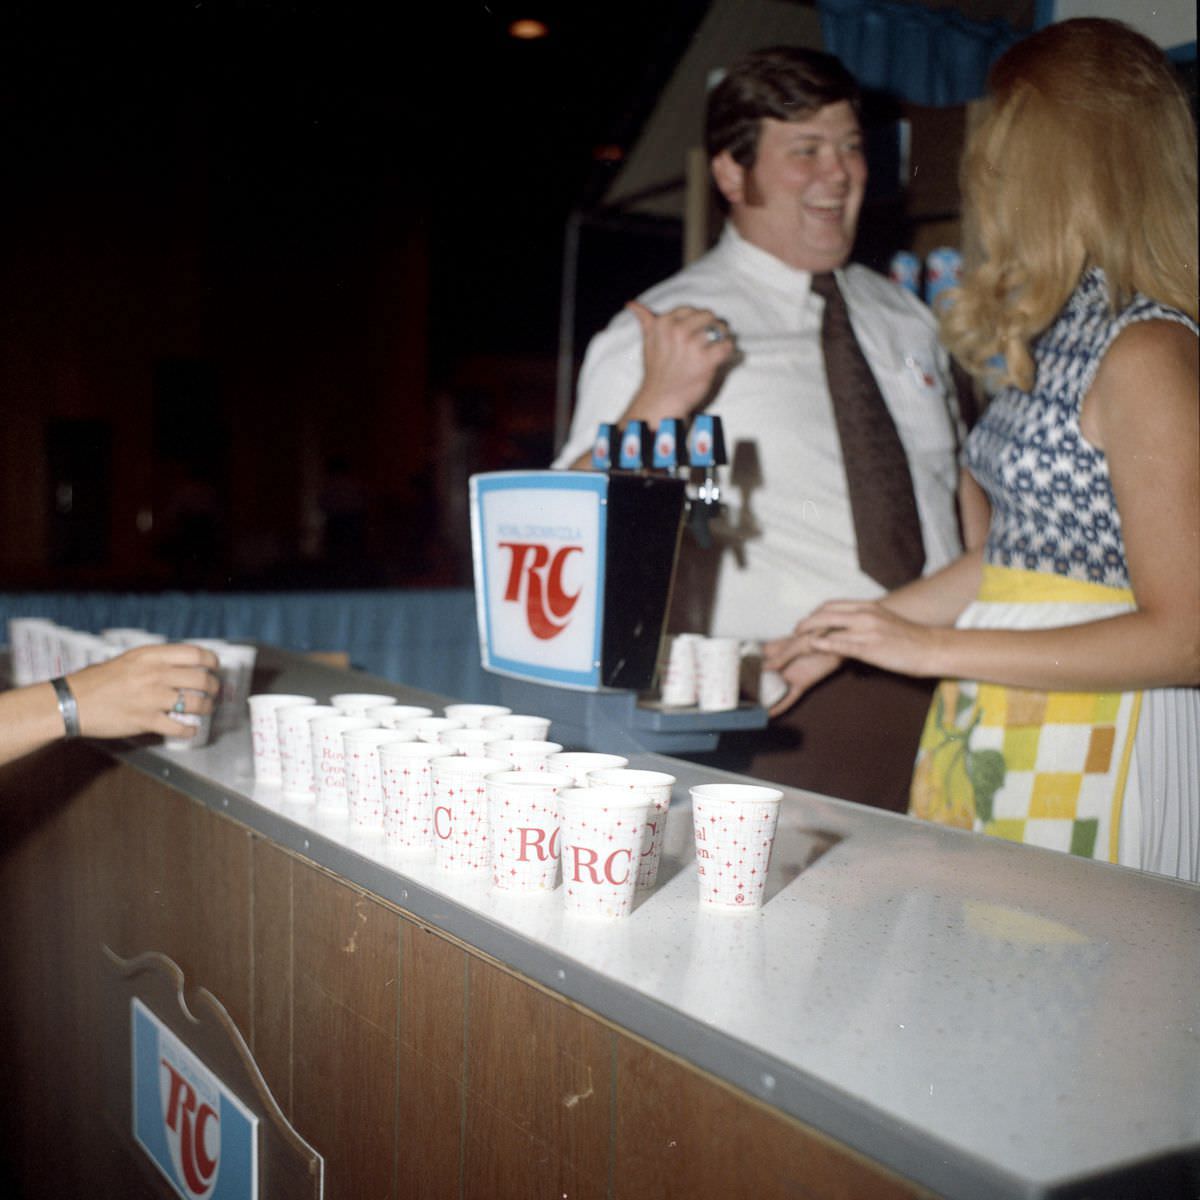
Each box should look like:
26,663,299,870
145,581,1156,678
395,920,466,1199
252,836,295,1117
0,749,936,1200
291,866,401,1200
463,958,613,1199
613,1037,934,1200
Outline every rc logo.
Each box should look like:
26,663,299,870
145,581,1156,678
498,541,582,640
133,999,259,1200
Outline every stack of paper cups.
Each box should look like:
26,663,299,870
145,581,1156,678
659,634,702,707
696,637,741,712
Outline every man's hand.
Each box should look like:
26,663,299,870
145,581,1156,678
624,300,736,424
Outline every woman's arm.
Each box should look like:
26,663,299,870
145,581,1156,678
0,643,220,768
763,546,986,713
795,320,1200,691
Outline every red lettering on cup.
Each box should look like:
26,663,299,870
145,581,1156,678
433,806,452,840
604,848,632,886
569,845,602,884
517,827,546,861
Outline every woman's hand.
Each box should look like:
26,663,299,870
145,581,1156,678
760,637,842,716
70,643,221,739
790,601,945,679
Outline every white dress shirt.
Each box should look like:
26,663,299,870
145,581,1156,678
555,224,965,641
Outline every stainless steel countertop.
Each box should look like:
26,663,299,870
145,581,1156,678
116,648,1200,1200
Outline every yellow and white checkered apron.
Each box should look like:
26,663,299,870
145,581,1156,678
909,566,1140,863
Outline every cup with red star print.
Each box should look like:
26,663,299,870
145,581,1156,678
689,784,783,910
432,755,508,873
379,740,458,856
585,767,675,890
486,769,574,893
558,786,651,919
344,727,418,839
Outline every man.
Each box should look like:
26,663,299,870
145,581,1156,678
554,47,982,810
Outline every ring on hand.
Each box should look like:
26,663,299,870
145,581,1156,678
173,691,187,715
703,322,727,344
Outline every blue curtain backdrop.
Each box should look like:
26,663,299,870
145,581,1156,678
818,0,1023,106
0,589,491,701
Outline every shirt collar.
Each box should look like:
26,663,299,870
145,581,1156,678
716,221,840,304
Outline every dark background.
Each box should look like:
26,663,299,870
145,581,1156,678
0,0,714,590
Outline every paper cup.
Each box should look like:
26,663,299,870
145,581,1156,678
368,704,434,728
380,740,458,856
8,618,56,685
689,784,783,910
54,629,93,674
162,696,214,751
248,693,317,783
558,786,649,919
277,704,340,801
344,728,416,839
696,636,741,712
486,770,573,893
403,716,465,744
431,755,507,874
545,752,629,787
481,713,552,741
443,703,511,729
331,692,399,717
310,716,377,812
488,739,563,772
100,627,165,649
659,633,701,707
191,640,257,734
214,643,258,732
439,727,508,756
586,768,675,890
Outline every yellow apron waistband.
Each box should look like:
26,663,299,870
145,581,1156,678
978,564,1135,606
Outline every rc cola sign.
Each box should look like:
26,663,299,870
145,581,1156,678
132,998,259,1200
471,472,606,689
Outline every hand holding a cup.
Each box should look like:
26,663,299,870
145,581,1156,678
69,642,221,740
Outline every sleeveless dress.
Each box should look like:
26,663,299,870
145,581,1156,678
909,269,1199,881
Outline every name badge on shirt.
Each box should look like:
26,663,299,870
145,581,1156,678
904,351,940,393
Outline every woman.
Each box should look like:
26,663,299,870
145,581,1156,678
764,19,1199,881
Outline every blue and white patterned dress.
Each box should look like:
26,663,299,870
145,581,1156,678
910,270,1198,880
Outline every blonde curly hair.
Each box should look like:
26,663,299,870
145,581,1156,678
943,19,1198,390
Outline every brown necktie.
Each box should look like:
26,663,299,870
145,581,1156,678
811,272,926,589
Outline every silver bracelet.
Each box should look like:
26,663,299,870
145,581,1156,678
50,676,81,739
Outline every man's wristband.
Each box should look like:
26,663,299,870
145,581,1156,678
50,676,81,739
